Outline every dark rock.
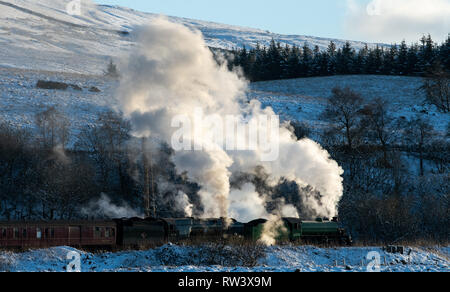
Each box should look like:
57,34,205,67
36,80,68,90
69,84,83,91
89,86,101,93
385,245,406,255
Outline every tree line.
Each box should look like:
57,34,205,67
315,87,449,243
0,109,200,221
227,35,450,82
0,97,448,242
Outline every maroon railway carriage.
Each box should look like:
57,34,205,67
0,221,117,249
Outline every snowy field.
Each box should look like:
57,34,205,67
0,67,117,144
250,75,448,136
1,67,447,145
0,0,385,75
0,245,448,272
1,1,443,136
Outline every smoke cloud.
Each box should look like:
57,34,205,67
174,191,194,217
345,0,450,43
116,17,344,223
82,193,142,219
228,183,269,223
259,215,287,246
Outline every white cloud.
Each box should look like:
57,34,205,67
345,0,450,43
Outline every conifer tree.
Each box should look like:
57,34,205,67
383,45,399,75
229,35,448,81
300,43,313,77
355,44,369,74
336,41,355,74
286,45,301,78
327,41,337,75
407,44,420,75
398,41,409,75
418,34,436,73
439,35,450,71
266,39,283,80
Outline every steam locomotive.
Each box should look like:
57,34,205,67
0,217,352,250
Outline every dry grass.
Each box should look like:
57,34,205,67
0,252,15,272
349,239,449,248
154,239,266,267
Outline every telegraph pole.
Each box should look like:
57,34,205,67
142,137,151,218
142,137,157,218
149,148,156,218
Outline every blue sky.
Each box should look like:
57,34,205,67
94,0,450,43
95,0,357,39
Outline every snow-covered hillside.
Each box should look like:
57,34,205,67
250,75,448,135
1,67,447,146
0,245,448,272
0,67,116,142
0,0,383,74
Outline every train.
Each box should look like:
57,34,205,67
0,217,352,250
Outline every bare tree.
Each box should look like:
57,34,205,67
35,106,70,150
421,62,450,113
404,117,435,176
360,98,395,166
321,87,364,150
105,59,120,78
0,121,32,219
76,111,131,194
289,121,311,140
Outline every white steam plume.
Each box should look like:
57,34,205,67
259,215,287,246
82,193,142,219
228,183,269,223
258,198,299,246
175,191,194,217
116,17,344,222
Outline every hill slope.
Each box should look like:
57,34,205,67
0,0,383,74
1,66,446,152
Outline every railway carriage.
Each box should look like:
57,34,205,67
225,219,245,239
163,218,194,241
0,221,117,249
163,218,245,241
114,218,167,248
0,217,352,250
190,218,226,238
